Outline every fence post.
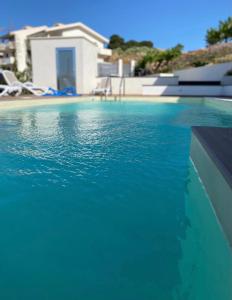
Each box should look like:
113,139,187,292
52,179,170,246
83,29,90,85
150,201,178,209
118,59,123,77
130,60,136,76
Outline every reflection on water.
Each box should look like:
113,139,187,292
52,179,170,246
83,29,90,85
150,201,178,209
174,164,232,299
0,101,232,299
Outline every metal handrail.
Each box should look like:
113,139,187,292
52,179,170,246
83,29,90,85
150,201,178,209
119,76,125,100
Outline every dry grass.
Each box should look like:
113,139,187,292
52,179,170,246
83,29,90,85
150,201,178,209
108,43,232,71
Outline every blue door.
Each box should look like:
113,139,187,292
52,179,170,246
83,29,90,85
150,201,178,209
56,48,76,90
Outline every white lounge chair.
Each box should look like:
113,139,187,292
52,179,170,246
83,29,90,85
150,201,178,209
93,78,111,96
0,70,50,96
0,84,22,97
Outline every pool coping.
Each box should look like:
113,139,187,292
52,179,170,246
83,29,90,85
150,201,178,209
0,96,192,111
1,95,231,111
192,127,232,190
191,127,232,247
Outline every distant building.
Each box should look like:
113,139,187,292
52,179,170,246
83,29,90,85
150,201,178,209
0,25,48,72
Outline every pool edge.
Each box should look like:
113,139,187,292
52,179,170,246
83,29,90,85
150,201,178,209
191,128,232,248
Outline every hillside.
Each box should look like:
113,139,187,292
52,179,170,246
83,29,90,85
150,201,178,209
107,43,232,72
107,46,154,64
171,43,232,71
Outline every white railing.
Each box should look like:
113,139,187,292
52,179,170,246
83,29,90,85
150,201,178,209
0,56,15,65
98,63,118,77
98,62,132,77
0,41,15,51
98,48,112,57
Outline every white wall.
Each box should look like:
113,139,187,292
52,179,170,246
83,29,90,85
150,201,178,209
14,33,27,72
62,29,103,48
81,39,98,93
223,86,232,97
221,76,232,86
143,85,232,96
97,77,179,95
30,37,98,94
13,26,47,72
143,85,223,96
174,62,232,82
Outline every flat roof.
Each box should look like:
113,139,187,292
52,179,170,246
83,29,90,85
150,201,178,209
45,22,109,43
29,35,99,48
0,23,109,44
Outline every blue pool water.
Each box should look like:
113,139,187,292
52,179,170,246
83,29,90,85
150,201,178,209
0,100,232,299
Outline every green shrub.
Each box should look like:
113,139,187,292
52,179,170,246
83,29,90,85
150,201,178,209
226,69,232,76
192,61,208,67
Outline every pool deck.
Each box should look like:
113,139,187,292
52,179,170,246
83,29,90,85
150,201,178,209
0,95,230,111
191,127,232,247
0,96,187,111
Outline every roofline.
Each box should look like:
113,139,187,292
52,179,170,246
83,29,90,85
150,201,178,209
29,35,98,47
10,26,48,35
45,22,109,43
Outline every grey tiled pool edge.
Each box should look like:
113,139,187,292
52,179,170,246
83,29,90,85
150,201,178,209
191,127,232,247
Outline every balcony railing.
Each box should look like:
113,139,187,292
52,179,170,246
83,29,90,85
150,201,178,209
98,48,112,57
0,56,15,65
0,41,15,51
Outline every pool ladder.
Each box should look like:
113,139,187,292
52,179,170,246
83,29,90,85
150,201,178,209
100,76,125,101
118,76,125,100
100,76,112,101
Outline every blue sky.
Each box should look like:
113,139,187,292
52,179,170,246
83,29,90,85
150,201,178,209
1,0,231,51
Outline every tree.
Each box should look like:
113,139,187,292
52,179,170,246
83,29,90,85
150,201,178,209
139,41,153,48
108,34,154,50
164,44,183,61
122,40,154,50
135,44,183,75
206,28,221,45
219,17,232,43
123,40,138,50
135,49,159,75
153,44,183,71
206,17,232,46
108,35,125,49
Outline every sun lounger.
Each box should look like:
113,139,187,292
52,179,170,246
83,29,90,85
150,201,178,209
0,70,50,96
0,84,22,97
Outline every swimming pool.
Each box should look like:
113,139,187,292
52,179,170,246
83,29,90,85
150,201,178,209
0,99,232,299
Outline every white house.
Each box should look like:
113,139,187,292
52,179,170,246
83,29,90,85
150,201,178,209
0,22,113,94
29,22,112,94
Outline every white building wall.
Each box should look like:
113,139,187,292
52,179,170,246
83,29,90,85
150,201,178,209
81,39,98,93
30,37,98,94
13,26,47,72
14,33,27,72
174,62,232,82
62,29,104,48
